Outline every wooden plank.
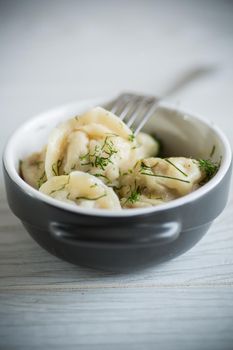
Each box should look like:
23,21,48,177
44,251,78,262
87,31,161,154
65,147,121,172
1,288,233,350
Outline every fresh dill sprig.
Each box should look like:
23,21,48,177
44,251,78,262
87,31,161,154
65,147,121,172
128,132,135,142
140,161,190,183
111,185,125,191
140,161,152,171
210,145,216,158
37,171,47,188
93,173,111,182
147,194,163,200
52,159,63,176
94,155,111,170
76,193,107,201
90,183,98,188
164,159,188,177
140,172,191,183
79,137,118,171
124,181,142,204
198,159,219,183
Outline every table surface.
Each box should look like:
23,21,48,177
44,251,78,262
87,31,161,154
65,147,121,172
0,1,233,349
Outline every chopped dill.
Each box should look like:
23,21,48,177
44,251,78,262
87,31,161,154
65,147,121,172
93,173,111,182
37,171,47,188
120,169,133,176
79,152,90,161
124,181,142,204
76,193,107,201
79,137,118,170
52,159,63,176
112,185,125,191
96,155,113,170
140,172,191,183
164,159,188,177
198,159,219,183
128,133,135,142
140,161,190,183
140,161,152,171
210,145,216,157
90,183,98,188
147,194,163,200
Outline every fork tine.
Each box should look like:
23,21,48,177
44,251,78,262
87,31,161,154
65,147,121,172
110,93,130,114
134,100,159,135
127,96,154,128
119,95,141,121
105,92,160,134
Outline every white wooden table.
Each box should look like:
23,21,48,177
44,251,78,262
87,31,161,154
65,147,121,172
0,1,233,349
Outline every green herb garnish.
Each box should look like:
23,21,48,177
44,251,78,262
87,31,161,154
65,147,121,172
79,137,118,170
52,159,63,176
140,161,190,183
37,171,47,188
93,173,110,182
164,159,188,177
198,159,219,183
76,193,107,201
140,161,153,171
90,183,98,188
210,145,216,158
128,133,135,142
124,181,142,205
140,172,190,183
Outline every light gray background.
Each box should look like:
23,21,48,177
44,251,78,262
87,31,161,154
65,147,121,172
0,1,233,349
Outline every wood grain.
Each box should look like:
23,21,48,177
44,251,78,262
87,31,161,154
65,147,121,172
1,288,233,350
0,184,233,350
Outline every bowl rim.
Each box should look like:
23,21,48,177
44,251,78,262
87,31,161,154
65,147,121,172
3,98,232,218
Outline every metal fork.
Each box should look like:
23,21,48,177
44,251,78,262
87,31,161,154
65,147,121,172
103,65,215,135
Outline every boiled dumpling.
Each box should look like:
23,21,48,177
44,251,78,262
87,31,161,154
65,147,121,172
20,104,215,212
39,171,121,210
44,107,137,185
135,132,159,159
20,148,46,189
119,157,204,208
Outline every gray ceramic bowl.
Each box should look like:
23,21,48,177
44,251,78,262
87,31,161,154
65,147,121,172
3,98,232,271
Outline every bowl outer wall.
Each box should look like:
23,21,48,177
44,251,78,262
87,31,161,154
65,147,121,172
3,161,232,240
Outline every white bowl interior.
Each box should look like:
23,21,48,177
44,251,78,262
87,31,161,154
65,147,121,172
3,98,231,217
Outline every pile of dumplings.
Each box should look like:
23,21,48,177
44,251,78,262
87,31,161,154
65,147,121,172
20,107,205,210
